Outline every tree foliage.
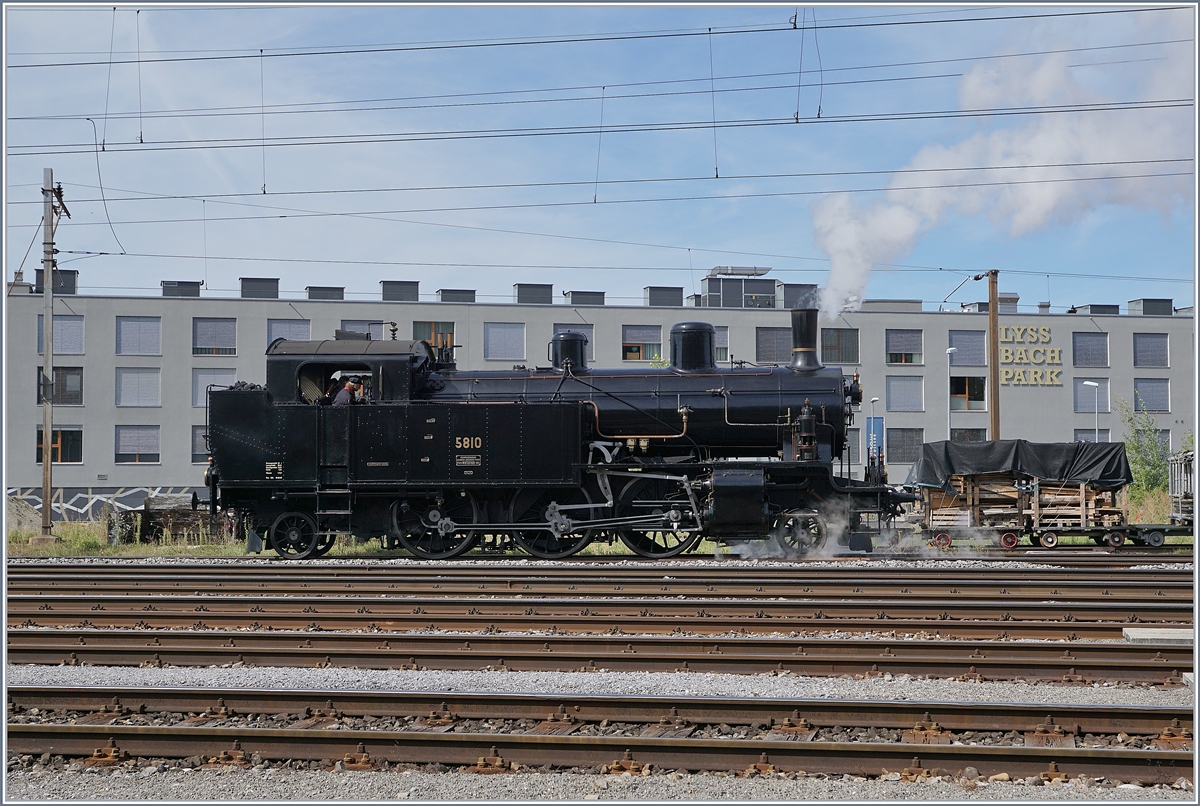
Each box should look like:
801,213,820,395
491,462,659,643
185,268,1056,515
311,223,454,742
1114,393,1169,493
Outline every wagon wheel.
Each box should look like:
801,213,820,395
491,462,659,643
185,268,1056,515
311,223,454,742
999,532,1019,550
510,487,596,559
269,511,319,560
1144,530,1166,548
933,532,953,550
772,511,827,557
1104,531,1126,549
615,476,702,558
391,493,480,559
1039,531,1059,549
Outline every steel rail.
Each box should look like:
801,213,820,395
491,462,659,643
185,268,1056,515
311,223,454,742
9,593,1191,625
8,686,1192,736
7,629,1191,682
5,723,1190,783
7,572,1191,601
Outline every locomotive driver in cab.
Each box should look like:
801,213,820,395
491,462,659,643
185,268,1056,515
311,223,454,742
332,376,361,406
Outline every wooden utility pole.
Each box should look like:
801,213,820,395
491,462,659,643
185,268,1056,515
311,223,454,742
40,168,55,536
987,269,1000,440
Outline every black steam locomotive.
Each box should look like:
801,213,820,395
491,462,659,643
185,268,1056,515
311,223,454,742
203,308,913,559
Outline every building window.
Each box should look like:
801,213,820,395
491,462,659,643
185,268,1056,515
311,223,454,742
950,377,986,411
36,367,83,405
951,428,988,443
845,428,861,464
1134,378,1169,412
191,426,208,464
622,325,662,361
116,316,161,355
36,426,83,464
193,318,236,355
1074,429,1110,443
1073,378,1109,413
821,328,859,364
715,326,729,362
267,318,310,344
553,323,595,361
1072,332,1108,367
886,428,924,463
885,376,923,412
754,327,791,364
483,322,525,361
115,425,160,464
37,314,84,354
115,367,161,407
1156,429,1171,450
948,330,985,366
340,320,384,340
1132,333,1168,368
192,368,237,407
414,321,455,348
885,329,922,364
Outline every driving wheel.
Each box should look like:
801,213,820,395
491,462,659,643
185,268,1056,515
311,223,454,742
772,511,827,557
1039,531,1059,549
615,476,702,558
269,511,319,559
510,487,596,559
391,493,480,559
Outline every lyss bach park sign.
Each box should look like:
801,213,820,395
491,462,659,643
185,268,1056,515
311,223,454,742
997,325,1063,386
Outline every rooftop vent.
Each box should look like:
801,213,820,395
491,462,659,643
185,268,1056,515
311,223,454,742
564,290,604,306
381,280,419,302
34,269,77,295
645,286,683,307
438,288,475,303
306,286,344,301
514,283,553,305
161,280,202,297
706,266,770,278
1128,298,1173,316
240,277,279,299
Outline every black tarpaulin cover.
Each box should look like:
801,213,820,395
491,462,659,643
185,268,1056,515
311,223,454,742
905,440,1133,491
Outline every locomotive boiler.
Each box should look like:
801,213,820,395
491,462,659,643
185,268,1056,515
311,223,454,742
203,308,914,559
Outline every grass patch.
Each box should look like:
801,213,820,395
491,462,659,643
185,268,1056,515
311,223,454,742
7,521,246,558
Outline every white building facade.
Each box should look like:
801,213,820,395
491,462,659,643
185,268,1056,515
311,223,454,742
5,276,1193,519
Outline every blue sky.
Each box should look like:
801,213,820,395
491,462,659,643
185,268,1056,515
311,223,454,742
5,4,1195,317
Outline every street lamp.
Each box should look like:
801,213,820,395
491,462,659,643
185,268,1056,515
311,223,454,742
946,347,958,441
1082,381,1099,443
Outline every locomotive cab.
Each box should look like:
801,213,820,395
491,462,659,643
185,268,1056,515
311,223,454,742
264,338,434,403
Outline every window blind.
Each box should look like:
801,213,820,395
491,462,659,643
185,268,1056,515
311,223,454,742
484,322,525,360
192,368,237,407
115,368,161,407
821,328,859,364
268,319,311,344
1134,378,1169,412
1072,332,1108,367
340,320,383,340
714,326,729,350
846,428,861,465
754,327,791,363
115,425,159,454
1074,429,1110,443
193,318,236,349
37,315,84,354
886,376,923,411
885,428,924,463
192,426,208,460
554,323,595,360
1072,378,1109,413
948,330,985,366
622,325,661,345
1132,333,1168,367
885,329,922,354
116,317,161,355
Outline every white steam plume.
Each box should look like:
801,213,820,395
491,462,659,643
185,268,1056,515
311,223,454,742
813,43,1193,319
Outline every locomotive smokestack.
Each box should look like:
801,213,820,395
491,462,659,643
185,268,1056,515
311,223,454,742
789,308,822,371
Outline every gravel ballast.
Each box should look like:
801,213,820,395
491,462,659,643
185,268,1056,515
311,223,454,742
6,665,1194,707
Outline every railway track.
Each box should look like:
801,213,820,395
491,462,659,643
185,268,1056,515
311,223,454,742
6,687,1192,783
7,628,1190,683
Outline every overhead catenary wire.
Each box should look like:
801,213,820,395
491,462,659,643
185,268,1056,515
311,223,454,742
102,6,116,148
8,6,1185,69
10,97,1191,156
84,117,126,254
13,169,1191,229
13,37,1188,124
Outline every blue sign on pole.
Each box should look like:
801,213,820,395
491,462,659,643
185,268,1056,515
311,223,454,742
866,417,884,461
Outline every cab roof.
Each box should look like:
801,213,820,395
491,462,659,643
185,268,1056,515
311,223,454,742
266,339,431,357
